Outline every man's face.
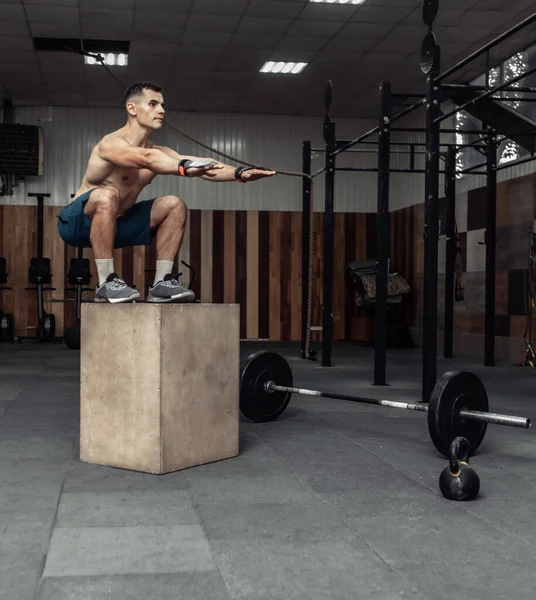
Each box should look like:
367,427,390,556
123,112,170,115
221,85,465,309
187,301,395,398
128,89,165,130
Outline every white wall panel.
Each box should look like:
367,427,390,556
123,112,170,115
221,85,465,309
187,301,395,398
5,104,534,213
1,105,379,212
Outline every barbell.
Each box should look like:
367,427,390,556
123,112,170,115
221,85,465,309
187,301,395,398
239,351,531,458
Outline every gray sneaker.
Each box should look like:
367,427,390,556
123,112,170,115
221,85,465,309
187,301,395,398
95,273,141,303
146,274,195,303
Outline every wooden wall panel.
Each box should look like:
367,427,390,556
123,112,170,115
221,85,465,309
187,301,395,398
177,210,190,275
333,213,346,341
200,210,213,303
43,206,65,335
246,212,259,340
223,211,236,304
2,205,425,343
258,211,270,339
212,210,225,304
289,211,301,342
312,211,324,342
2,207,36,337
132,247,145,295
343,213,357,340
268,212,281,341
189,209,201,300
236,211,247,339
279,211,292,341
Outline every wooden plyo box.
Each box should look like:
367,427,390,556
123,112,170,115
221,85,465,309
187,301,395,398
80,303,240,474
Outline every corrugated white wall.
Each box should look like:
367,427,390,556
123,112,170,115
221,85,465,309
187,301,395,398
4,104,533,214
457,156,536,193
387,110,427,212
2,105,382,213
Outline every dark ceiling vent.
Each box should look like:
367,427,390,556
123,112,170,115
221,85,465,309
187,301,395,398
33,38,129,54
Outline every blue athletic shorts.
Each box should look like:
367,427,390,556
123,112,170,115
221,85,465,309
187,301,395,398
57,189,156,248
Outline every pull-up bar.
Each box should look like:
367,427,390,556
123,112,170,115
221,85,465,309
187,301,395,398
442,84,536,94
435,12,536,84
334,167,487,175
312,147,428,155
331,97,425,158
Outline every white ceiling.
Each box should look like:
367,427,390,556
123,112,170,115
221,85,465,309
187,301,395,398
0,0,535,118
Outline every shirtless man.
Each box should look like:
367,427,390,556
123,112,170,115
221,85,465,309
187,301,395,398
57,82,275,303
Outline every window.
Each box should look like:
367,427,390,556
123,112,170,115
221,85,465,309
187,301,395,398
454,47,535,177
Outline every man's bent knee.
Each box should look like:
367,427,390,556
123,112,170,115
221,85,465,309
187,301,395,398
163,195,187,216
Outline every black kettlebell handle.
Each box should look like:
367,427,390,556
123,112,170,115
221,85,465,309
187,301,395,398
449,436,470,476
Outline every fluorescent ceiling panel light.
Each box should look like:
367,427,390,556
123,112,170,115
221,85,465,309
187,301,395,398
260,61,308,74
85,53,128,66
309,0,366,4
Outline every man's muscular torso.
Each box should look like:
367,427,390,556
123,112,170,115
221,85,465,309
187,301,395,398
74,130,157,216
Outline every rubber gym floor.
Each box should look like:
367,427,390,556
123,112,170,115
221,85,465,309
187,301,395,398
1,340,535,600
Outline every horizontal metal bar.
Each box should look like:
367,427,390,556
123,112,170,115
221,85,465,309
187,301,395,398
331,97,425,158
270,383,428,412
391,126,491,135
270,383,531,429
312,147,427,155
435,13,536,84
330,125,380,158
442,84,536,93
393,126,536,138
436,63,536,124
491,96,536,102
334,167,488,175
390,127,427,133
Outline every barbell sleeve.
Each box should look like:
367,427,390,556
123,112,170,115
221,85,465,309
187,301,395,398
457,410,530,429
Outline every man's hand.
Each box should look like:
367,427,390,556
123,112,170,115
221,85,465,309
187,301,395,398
181,160,224,178
237,168,277,182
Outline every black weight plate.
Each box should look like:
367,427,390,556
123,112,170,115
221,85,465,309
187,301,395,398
64,324,80,350
420,31,438,75
422,0,439,27
43,314,56,341
428,371,488,458
240,351,293,422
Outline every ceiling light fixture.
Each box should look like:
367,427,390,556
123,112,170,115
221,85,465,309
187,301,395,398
309,0,366,4
84,53,128,67
260,61,308,74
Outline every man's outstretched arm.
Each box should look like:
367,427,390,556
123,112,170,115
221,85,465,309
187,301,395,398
154,144,276,182
98,137,222,177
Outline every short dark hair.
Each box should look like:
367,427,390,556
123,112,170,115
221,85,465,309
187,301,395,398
124,82,163,103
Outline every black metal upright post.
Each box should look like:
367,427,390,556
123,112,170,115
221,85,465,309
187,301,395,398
301,140,312,359
322,81,336,367
485,132,498,366
374,81,392,386
28,192,50,259
37,195,44,259
444,146,456,359
422,49,441,403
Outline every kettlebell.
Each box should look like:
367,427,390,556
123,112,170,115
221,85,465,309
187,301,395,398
439,436,480,501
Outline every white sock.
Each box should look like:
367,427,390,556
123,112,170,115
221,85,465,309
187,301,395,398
153,260,174,286
95,258,115,286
